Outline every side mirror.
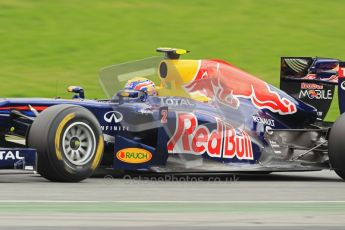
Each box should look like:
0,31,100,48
67,86,85,99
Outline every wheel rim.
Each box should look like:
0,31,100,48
62,122,96,166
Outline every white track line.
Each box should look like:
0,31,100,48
0,200,344,204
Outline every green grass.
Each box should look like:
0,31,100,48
1,202,345,213
0,0,344,120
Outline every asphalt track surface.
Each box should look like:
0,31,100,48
0,170,345,229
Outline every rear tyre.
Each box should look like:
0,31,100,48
28,104,104,182
328,113,345,181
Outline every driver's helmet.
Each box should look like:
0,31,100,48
124,77,158,96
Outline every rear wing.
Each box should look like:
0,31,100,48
280,57,345,120
338,65,345,114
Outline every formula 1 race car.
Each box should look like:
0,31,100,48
1,48,345,182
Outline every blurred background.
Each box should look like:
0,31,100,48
0,0,344,120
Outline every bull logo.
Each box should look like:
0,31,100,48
184,61,297,115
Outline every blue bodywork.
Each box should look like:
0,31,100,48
0,87,320,172
0,148,36,170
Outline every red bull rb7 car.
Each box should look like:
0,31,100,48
1,48,345,182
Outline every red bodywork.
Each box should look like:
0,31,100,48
184,60,297,115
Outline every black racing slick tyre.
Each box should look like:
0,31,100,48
28,104,104,182
328,113,345,181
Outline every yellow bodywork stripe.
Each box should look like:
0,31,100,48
91,135,104,170
55,113,75,160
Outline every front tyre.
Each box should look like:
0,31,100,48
328,113,345,181
28,104,104,182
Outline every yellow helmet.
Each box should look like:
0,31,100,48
124,77,158,96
